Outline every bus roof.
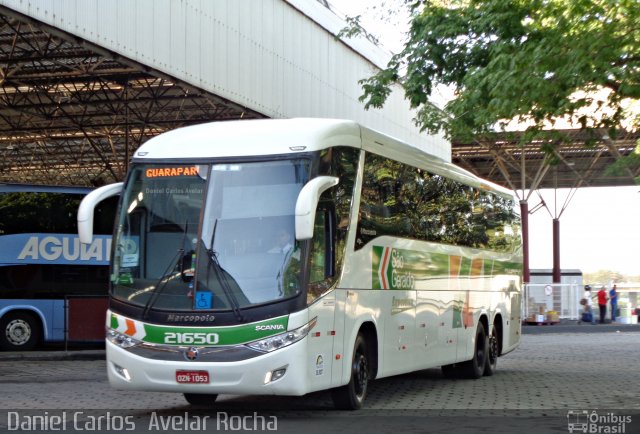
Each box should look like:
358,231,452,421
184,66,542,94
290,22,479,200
133,118,513,200
134,118,362,160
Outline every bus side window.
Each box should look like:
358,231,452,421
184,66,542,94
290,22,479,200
307,206,336,304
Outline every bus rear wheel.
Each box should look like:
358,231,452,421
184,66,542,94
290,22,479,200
183,393,218,406
460,322,487,379
484,324,499,377
0,312,40,351
331,333,370,410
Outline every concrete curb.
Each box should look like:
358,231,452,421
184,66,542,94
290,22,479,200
522,322,640,334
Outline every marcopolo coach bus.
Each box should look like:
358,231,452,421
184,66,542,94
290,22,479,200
78,118,522,409
0,184,117,350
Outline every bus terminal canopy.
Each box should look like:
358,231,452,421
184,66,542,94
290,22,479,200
0,3,638,192
452,129,640,191
0,6,265,187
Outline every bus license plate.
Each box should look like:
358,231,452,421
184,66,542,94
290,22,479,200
176,370,209,384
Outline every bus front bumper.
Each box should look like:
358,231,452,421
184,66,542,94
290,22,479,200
106,339,310,396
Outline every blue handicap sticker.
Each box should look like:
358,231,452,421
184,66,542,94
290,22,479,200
195,291,213,309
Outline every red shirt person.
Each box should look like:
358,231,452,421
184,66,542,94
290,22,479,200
597,287,608,324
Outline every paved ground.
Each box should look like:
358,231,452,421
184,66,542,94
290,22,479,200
0,325,639,433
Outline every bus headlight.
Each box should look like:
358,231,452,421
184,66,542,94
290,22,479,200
107,329,141,349
246,317,317,353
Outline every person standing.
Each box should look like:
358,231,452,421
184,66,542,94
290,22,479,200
597,286,608,324
609,284,618,322
581,285,595,324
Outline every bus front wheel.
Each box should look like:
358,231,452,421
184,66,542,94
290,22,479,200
183,393,218,406
0,311,41,351
331,333,370,410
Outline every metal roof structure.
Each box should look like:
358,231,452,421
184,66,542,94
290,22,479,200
452,127,639,191
0,6,264,186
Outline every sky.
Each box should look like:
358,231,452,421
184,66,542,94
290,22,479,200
330,0,640,277
527,186,640,276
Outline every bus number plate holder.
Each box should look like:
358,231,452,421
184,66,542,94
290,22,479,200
176,370,210,384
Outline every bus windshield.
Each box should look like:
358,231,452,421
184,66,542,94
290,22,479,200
111,159,310,313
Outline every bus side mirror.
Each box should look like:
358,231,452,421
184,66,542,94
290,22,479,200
78,182,123,244
295,176,339,240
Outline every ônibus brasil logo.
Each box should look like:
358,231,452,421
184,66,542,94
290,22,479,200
567,410,632,433
376,247,415,290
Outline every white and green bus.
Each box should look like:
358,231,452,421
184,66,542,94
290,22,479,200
78,118,522,410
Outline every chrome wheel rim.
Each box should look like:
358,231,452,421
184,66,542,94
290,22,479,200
6,319,31,346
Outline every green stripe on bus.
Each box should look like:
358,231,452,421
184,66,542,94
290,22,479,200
459,256,471,276
140,315,290,346
372,246,384,290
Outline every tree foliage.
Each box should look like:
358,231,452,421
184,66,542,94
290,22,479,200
0,192,80,235
583,270,627,285
354,0,640,148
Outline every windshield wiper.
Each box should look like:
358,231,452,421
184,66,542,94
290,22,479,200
141,221,190,320
205,219,245,322
141,248,183,320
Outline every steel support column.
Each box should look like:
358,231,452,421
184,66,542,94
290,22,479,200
552,218,561,283
520,200,530,283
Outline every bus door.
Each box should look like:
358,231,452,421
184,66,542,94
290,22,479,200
306,207,338,391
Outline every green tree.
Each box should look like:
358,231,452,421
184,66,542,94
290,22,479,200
584,270,626,284
0,192,80,235
352,0,640,161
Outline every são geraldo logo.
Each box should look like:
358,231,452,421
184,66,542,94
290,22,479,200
377,247,415,290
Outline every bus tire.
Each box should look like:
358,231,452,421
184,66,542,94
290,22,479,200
460,322,487,379
183,393,218,406
0,311,41,351
484,323,498,377
331,333,370,410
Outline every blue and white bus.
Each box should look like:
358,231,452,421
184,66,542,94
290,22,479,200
0,184,117,350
